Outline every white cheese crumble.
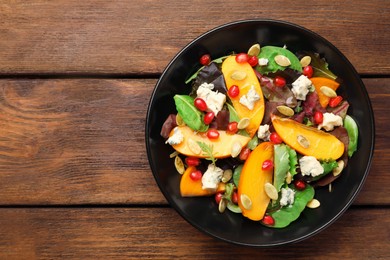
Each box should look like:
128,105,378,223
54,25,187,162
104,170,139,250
280,187,295,207
201,164,223,191
196,83,226,115
239,85,260,110
318,112,343,131
165,127,183,145
291,75,313,100
299,156,324,177
258,124,271,141
258,58,269,66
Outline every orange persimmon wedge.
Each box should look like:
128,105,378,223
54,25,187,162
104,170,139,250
271,115,344,160
238,142,274,221
310,77,340,108
170,125,251,158
222,56,265,137
180,166,225,197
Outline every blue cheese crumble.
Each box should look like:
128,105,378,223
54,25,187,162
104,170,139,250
196,83,226,115
291,75,313,101
201,164,223,192
318,112,343,131
280,187,295,207
165,127,183,145
299,156,324,177
239,85,260,110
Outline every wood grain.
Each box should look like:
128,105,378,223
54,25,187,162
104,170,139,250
0,207,388,259
0,78,388,205
0,0,389,75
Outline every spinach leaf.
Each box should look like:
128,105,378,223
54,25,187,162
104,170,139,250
287,146,298,177
344,115,358,157
232,164,243,187
257,46,302,75
273,144,290,192
247,135,259,150
174,95,208,132
267,185,315,228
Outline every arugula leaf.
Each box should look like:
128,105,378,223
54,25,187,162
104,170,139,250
257,46,302,75
273,144,290,192
266,185,315,228
174,95,208,132
197,141,216,165
299,51,337,80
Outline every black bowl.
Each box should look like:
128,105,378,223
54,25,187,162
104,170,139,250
145,19,375,247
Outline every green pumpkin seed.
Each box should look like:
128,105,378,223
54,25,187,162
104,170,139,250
332,160,345,177
320,86,337,98
231,70,247,81
285,172,292,184
231,141,242,158
307,198,320,208
240,194,252,210
221,169,233,183
297,135,310,148
218,198,227,213
300,56,311,67
187,138,201,155
274,55,291,67
174,156,185,174
264,183,278,200
176,114,185,126
247,43,261,56
237,117,250,129
277,105,295,117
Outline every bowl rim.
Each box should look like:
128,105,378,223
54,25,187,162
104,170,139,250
145,18,375,247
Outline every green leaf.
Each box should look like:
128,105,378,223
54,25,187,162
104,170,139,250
266,185,315,228
185,56,229,84
233,164,243,187
273,144,290,192
247,135,259,150
301,52,337,80
174,95,208,132
309,160,338,181
226,103,240,122
257,46,302,74
287,146,298,177
197,141,216,165
344,115,359,157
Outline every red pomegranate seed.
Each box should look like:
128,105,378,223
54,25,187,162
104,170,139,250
274,76,286,87
194,97,207,111
232,191,238,204
248,56,258,67
294,180,306,190
270,132,283,144
199,54,211,66
262,160,274,170
185,157,200,167
313,111,324,124
239,147,251,161
303,65,314,78
329,96,343,108
215,192,223,204
235,53,249,63
228,85,240,98
203,111,215,125
227,122,238,135
207,129,220,140
262,215,275,226
190,170,202,181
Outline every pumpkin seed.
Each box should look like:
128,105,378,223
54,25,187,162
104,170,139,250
333,160,345,177
247,43,261,56
231,70,247,81
264,183,278,200
169,151,179,158
307,198,320,208
221,169,233,183
297,135,310,148
277,105,295,117
300,55,311,67
286,171,292,184
187,138,201,155
218,198,227,213
237,117,250,129
174,156,185,174
240,194,252,210
320,86,337,98
274,55,291,67
231,141,242,158
329,183,332,193
175,114,185,126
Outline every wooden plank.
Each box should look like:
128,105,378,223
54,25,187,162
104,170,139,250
0,0,389,75
0,207,388,259
0,78,388,205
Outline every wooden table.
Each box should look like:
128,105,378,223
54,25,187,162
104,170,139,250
0,1,389,259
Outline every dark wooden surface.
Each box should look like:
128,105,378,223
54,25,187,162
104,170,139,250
0,1,389,259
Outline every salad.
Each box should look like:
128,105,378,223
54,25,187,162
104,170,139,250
160,43,359,228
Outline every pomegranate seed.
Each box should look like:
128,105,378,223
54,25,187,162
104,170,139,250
227,122,238,134
215,192,223,204
262,215,275,226
199,54,211,66
294,180,306,190
203,111,215,125
235,53,249,63
194,98,207,111
270,132,283,144
232,191,238,204
185,157,200,167
262,160,274,170
248,56,258,67
207,129,220,140
303,65,314,78
228,85,240,98
274,76,286,87
313,111,324,124
329,96,343,108
190,170,202,181
239,147,251,161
